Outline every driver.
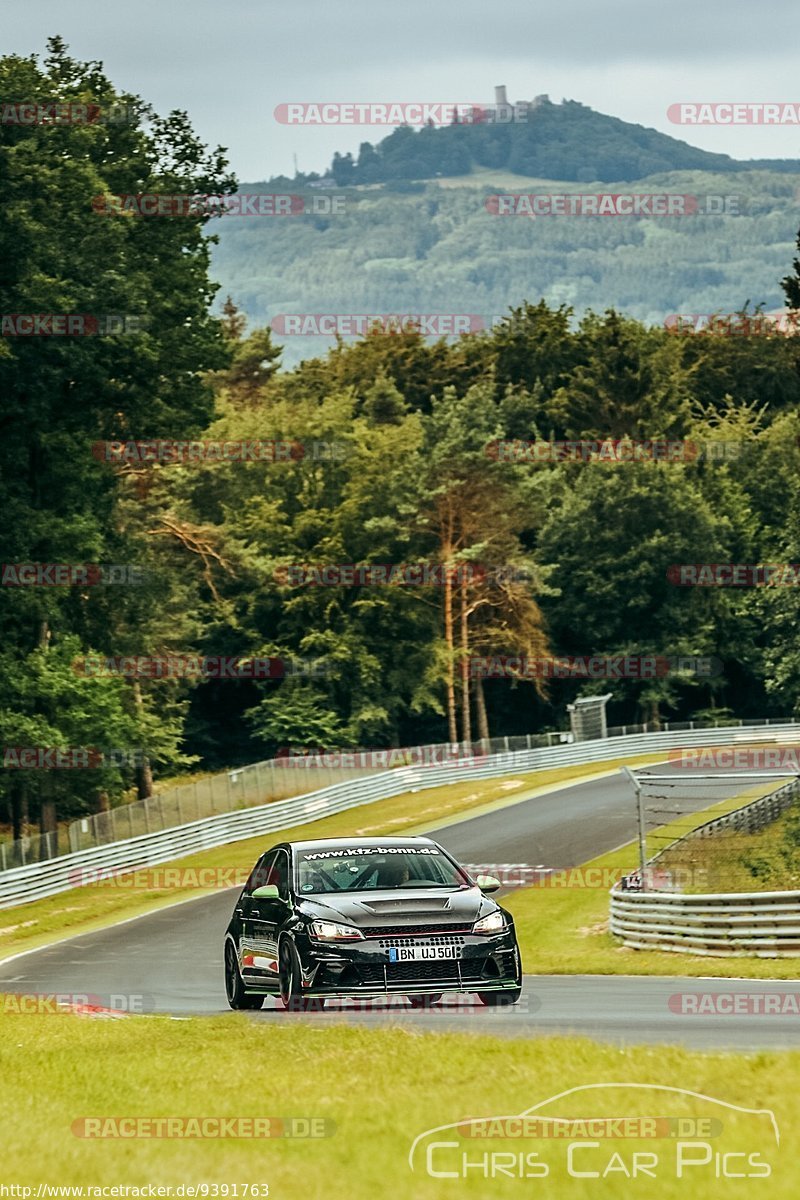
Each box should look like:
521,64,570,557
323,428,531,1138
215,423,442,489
375,857,411,888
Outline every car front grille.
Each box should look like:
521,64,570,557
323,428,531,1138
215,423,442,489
355,960,489,984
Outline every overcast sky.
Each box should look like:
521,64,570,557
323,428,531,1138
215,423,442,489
6,1,800,179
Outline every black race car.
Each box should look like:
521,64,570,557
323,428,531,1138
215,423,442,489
223,835,522,1010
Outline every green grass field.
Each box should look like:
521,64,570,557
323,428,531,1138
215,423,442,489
2,759,798,1196
0,1012,793,1198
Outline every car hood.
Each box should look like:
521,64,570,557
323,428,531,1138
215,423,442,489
296,886,494,928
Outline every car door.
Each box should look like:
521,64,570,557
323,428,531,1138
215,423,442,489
252,848,291,987
239,851,279,989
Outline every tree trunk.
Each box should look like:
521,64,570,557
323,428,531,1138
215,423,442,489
443,563,457,744
131,681,154,799
10,779,23,841
38,797,57,860
474,675,490,743
459,577,471,744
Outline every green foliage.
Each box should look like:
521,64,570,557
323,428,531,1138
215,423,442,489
4,42,800,830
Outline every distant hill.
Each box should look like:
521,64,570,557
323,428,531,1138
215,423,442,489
209,166,800,368
288,98,800,187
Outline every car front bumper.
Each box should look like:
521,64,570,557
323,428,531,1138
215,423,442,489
294,927,521,998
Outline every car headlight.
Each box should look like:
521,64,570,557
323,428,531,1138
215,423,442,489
472,910,505,935
309,920,364,941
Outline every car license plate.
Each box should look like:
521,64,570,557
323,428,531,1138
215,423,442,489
387,944,458,962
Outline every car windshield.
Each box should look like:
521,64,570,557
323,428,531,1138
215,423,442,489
295,846,470,894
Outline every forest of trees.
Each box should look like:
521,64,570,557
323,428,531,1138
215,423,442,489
4,42,800,840
211,168,800,370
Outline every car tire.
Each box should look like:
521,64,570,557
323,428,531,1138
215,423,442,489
407,994,443,1008
224,941,264,1010
477,987,522,1007
279,939,325,1012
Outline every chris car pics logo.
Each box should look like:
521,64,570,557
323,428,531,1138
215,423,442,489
409,1083,778,1180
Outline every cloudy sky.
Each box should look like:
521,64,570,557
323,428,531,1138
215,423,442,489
6,1,800,178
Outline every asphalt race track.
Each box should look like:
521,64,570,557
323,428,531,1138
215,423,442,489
2,762,798,1049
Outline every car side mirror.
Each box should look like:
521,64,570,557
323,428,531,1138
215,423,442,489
476,874,501,893
251,884,281,900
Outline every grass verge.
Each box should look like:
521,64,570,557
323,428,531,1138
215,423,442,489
0,1013,793,1198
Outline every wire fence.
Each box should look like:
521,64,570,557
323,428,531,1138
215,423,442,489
0,715,793,872
624,774,800,894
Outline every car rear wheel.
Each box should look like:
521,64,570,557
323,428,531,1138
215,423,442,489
407,993,443,1008
225,942,264,1010
279,939,325,1012
477,987,522,1007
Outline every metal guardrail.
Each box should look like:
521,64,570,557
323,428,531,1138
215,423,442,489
3,732,579,869
2,721,799,911
610,777,800,957
2,715,789,869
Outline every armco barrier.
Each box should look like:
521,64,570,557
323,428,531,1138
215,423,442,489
2,721,799,910
610,777,800,957
610,887,800,958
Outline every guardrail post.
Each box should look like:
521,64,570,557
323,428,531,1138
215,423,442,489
1,841,6,872
623,766,647,890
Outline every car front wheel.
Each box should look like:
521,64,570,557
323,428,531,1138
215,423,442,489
224,942,264,1010
477,987,522,1007
279,939,325,1012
